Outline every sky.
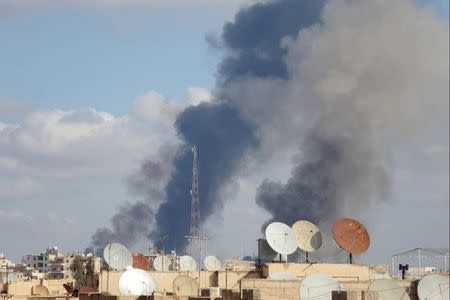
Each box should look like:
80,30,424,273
0,0,448,267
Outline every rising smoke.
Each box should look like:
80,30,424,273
89,0,448,255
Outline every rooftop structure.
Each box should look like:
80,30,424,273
392,247,450,278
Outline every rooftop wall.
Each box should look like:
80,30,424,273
262,263,390,282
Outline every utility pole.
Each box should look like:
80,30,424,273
185,235,209,293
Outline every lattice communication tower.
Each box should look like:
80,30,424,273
189,145,200,258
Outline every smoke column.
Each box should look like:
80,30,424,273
89,0,448,254
88,0,325,252
252,0,448,230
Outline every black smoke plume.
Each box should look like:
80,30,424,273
256,127,389,229
88,0,326,253
89,0,447,255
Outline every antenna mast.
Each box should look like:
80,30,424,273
189,145,200,257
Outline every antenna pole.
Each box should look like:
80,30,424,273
189,145,201,257
185,235,209,295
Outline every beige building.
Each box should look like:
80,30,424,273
20,247,101,280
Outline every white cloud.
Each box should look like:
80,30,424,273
0,97,33,119
0,87,210,186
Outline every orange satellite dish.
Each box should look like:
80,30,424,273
332,218,370,262
132,252,150,271
78,286,96,295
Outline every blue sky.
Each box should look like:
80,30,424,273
0,0,447,115
0,0,448,264
0,5,229,115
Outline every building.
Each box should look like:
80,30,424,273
0,253,17,284
0,253,15,269
21,247,101,280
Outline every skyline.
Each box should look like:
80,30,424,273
0,0,448,263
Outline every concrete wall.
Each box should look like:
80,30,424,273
262,263,390,282
98,270,253,296
7,278,73,296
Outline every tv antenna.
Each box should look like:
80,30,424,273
185,235,209,292
158,235,169,255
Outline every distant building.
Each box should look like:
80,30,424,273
21,247,101,280
0,253,15,269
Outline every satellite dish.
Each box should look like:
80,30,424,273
32,285,49,296
417,274,450,300
132,252,150,271
173,275,199,296
368,279,410,300
103,243,133,270
292,220,322,252
265,222,298,256
268,272,297,280
153,255,171,271
118,267,156,296
332,218,370,263
179,255,197,271
78,286,96,295
204,256,221,271
299,273,344,300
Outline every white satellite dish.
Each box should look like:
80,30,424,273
179,255,197,271
268,272,297,280
368,279,410,300
417,274,450,300
118,267,156,296
153,255,171,272
265,222,298,256
292,220,322,253
173,275,199,296
204,256,221,271
103,243,133,270
299,273,344,300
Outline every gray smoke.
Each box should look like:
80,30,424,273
88,148,175,254
256,126,389,228
249,0,448,230
89,0,448,255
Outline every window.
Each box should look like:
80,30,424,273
37,263,43,267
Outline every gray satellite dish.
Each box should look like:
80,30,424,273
299,273,344,300
118,267,157,296
418,274,449,300
204,256,221,271
179,255,197,271
153,255,171,272
103,243,133,270
265,222,298,257
268,272,297,280
368,279,410,300
292,220,322,251
173,275,199,296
